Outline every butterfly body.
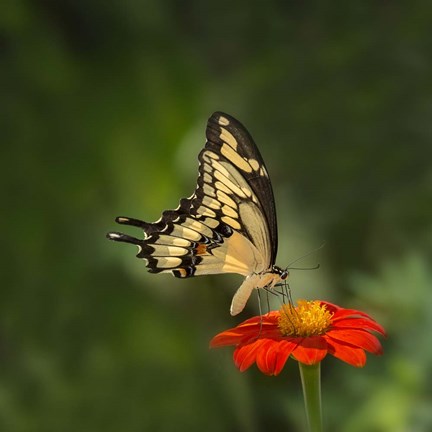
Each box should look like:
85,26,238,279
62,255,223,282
108,112,286,315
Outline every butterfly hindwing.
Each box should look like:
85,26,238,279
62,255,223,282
109,208,262,278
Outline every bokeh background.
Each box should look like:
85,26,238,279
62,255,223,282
2,1,432,431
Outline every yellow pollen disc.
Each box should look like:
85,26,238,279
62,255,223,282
278,300,333,337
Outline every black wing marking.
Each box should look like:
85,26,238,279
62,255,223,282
107,112,277,277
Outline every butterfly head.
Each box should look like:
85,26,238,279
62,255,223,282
272,265,289,280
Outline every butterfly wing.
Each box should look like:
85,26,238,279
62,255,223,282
107,112,278,291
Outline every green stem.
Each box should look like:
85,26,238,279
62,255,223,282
298,362,323,432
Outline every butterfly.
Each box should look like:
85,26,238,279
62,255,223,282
107,112,288,315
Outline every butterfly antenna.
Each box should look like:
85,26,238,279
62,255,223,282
285,242,326,270
288,263,321,271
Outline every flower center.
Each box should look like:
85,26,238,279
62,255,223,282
278,300,333,337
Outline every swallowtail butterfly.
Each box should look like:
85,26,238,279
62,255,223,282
107,112,288,315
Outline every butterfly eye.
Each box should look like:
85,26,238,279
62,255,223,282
273,266,289,280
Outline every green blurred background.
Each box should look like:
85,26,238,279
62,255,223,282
2,1,432,431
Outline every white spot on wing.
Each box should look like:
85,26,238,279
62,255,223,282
218,116,230,126
108,233,121,240
249,158,260,171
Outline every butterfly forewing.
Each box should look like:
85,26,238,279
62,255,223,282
206,112,278,262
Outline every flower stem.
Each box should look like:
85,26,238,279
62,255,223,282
298,362,323,432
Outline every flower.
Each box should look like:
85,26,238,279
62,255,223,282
210,300,386,376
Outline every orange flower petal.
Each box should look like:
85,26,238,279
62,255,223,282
254,339,299,375
292,336,328,365
210,318,282,348
326,339,367,367
331,306,375,321
273,340,298,375
210,330,245,347
238,312,280,326
234,339,268,372
326,329,383,355
331,318,386,336
256,339,279,375
323,301,376,319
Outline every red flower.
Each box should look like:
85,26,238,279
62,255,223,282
210,300,386,376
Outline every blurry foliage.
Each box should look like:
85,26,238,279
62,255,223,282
1,1,431,431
